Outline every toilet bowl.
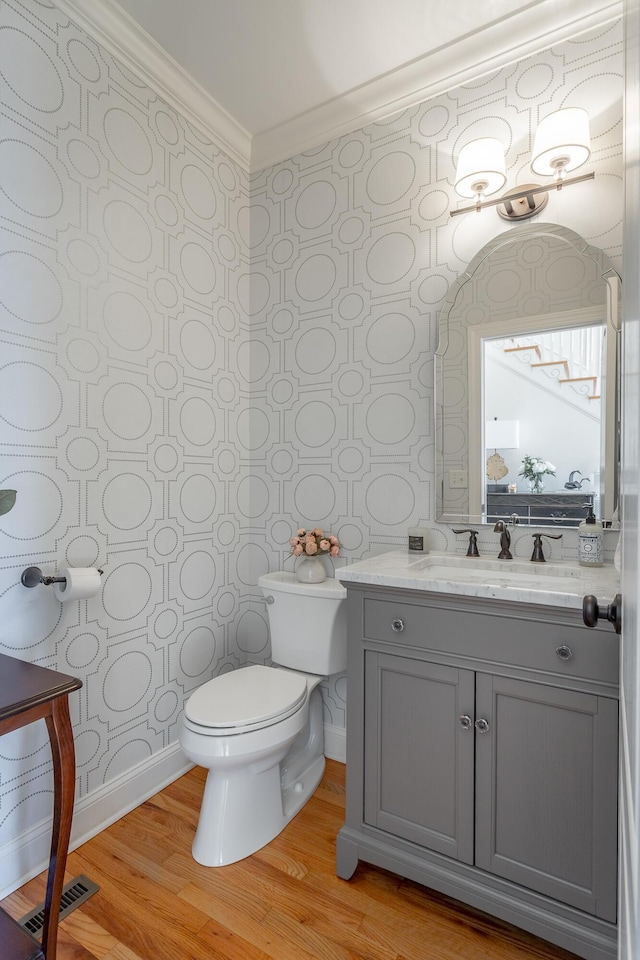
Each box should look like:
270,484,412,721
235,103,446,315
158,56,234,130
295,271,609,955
179,572,347,866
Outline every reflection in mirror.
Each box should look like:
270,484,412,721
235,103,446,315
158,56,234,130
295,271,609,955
435,224,620,529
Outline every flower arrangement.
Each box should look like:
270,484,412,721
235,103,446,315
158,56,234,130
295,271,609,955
518,455,556,493
290,527,340,558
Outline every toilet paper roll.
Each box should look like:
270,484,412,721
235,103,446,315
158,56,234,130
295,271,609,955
53,567,102,603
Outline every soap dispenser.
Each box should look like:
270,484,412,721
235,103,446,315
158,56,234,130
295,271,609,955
578,506,603,567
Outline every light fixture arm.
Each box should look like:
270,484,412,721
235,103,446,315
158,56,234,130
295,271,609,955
450,171,594,218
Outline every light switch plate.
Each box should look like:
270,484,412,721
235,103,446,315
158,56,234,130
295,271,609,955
449,470,468,489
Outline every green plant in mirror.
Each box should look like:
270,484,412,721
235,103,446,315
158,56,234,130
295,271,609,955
0,490,17,516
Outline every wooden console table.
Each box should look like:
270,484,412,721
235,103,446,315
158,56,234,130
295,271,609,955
0,654,82,960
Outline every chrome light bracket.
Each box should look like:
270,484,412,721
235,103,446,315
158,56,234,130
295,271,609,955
497,183,549,222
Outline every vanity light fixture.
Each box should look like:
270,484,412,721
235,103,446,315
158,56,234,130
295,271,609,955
531,107,591,178
451,108,594,220
454,137,507,202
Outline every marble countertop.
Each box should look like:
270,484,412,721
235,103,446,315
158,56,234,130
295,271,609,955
335,550,621,610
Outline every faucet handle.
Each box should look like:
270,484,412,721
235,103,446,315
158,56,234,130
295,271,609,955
452,528,480,557
530,532,563,562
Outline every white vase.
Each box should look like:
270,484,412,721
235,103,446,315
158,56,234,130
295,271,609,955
295,555,326,583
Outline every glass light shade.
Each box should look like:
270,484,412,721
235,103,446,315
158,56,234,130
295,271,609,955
531,108,591,177
455,138,507,198
485,419,520,449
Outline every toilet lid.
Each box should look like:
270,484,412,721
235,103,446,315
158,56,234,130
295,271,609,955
184,664,308,729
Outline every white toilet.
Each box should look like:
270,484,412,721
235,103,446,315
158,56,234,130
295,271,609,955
179,571,347,867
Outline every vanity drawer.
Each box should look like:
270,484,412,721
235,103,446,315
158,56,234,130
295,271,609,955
361,596,619,687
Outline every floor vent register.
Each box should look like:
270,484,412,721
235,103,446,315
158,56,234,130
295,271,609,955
18,874,100,939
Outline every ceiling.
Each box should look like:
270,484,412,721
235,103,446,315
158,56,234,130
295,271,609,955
61,0,622,169
113,0,540,136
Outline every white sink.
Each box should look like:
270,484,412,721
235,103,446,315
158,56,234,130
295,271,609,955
407,553,582,583
335,550,620,609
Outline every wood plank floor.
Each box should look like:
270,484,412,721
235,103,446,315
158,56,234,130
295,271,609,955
1,760,581,960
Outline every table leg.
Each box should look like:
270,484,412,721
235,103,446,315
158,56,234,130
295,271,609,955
41,696,76,960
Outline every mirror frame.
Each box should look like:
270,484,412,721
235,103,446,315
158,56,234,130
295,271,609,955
435,222,621,528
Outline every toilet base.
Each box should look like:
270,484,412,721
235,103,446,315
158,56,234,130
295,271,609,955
191,686,325,867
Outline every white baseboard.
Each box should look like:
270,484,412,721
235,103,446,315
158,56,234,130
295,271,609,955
0,723,346,898
0,741,193,899
324,722,346,764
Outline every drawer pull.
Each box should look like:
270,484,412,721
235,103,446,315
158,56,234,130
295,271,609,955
556,644,573,661
475,718,490,734
390,618,405,633
458,714,472,730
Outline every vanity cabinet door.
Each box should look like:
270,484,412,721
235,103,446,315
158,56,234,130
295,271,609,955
474,673,618,922
363,651,475,863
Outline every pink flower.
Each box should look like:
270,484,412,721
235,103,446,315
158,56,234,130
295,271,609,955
291,525,340,560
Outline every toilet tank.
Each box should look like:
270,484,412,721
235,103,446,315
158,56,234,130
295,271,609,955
258,572,347,675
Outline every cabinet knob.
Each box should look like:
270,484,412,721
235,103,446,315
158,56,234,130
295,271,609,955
390,618,405,633
474,718,490,733
556,644,573,661
458,714,472,730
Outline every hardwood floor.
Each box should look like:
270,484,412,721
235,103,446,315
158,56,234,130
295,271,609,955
1,760,580,960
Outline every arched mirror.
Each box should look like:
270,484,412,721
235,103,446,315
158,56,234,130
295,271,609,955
435,223,620,528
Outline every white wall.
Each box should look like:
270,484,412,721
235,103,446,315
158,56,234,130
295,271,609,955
0,0,625,894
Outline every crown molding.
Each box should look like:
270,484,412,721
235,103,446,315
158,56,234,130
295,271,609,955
53,0,621,174
52,0,252,171
251,0,623,171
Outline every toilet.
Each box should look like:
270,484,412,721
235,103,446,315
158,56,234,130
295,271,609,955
179,571,347,866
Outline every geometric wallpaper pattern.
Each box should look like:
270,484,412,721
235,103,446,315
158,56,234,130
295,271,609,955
0,0,251,838
0,0,623,859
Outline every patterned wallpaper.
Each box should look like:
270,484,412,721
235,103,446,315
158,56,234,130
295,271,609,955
249,20,624,714
0,0,251,850
0,0,624,883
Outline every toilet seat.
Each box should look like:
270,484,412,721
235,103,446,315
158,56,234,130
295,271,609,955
184,664,308,733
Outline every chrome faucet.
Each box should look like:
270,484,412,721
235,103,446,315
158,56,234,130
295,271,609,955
493,516,517,560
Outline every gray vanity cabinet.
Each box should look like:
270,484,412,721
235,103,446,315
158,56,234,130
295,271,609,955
338,583,619,960
364,653,475,862
474,673,617,919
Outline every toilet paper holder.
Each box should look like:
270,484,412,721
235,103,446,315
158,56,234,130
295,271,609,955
21,566,104,588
